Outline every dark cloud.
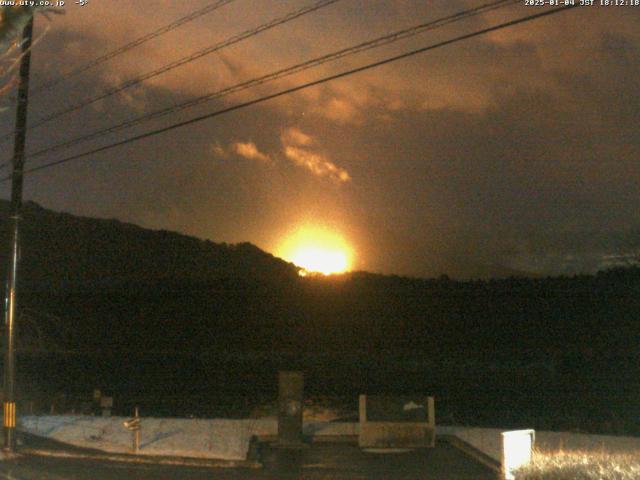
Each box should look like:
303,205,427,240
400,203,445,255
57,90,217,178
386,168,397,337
1,1,639,278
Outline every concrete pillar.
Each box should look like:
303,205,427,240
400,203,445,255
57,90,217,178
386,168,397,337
277,371,304,447
427,396,435,427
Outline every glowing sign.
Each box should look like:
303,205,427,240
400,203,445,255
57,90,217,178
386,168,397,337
501,429,535,480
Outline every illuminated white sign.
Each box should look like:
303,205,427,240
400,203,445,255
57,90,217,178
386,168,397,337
501,429,535,480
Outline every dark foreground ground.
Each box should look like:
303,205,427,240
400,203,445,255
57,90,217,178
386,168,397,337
0,441,498,480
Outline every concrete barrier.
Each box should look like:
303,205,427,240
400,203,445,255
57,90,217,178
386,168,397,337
439,426,640,477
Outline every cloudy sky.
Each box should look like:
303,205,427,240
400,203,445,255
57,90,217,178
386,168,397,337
1,0,639,278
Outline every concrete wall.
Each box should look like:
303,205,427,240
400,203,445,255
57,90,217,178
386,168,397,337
438,426,640,467
18,415,358,460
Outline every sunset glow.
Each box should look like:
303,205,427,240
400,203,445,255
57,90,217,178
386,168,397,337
277,226,353,275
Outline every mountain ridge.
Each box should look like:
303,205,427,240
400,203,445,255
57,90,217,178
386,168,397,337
0,200,299,289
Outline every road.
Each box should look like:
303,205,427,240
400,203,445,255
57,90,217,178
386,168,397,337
0,441,497,479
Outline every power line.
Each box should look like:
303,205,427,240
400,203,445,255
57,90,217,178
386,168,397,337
0,0,512,168
2,4,578,181
0,0,237,148
19,0,342,136
18,0,518,165
29,0,236,97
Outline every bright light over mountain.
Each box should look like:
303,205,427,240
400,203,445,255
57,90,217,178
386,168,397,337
277,225,353,275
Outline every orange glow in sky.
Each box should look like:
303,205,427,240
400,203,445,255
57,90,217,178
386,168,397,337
277,225,353,275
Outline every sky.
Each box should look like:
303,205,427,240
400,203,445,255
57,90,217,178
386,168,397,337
1,0,639,279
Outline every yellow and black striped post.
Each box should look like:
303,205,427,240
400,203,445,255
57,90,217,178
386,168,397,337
3,402,16,430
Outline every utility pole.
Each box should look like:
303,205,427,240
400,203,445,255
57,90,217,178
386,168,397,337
3,14,34,452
